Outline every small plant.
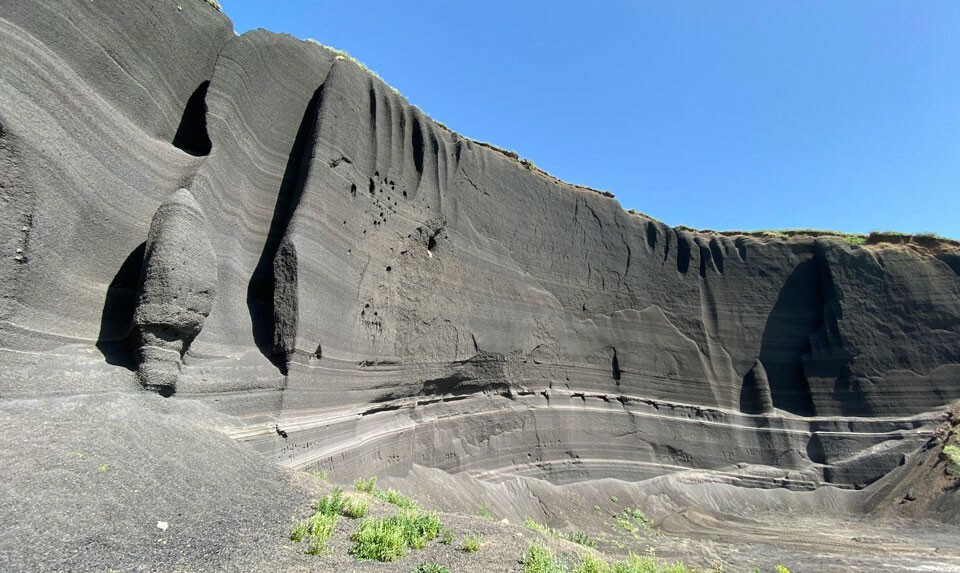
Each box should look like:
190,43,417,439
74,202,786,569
610,551,692,573
944,444,960,464
593,505,602,512
524,519,596,548
440,530,454,545
290,520,308,542
524,518,550,533
342,495,369,519
477,502,495,520
306,512,338,555
373,488,421,509
355,476,378,493
522,542,568,573
313,469,329,480
98,464,110,472
843,234,867,246
574,552,611,573
775,567,792,573
413,564,451,573
460,534,482,553
351,515,407,561
314,487,346,516
566,531,597,548
610,496,618,503
944,444,960,477
350,508,443,561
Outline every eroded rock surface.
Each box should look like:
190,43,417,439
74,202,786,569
133,188,217,392
0,3,958,565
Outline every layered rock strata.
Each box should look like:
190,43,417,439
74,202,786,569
0,0,958,503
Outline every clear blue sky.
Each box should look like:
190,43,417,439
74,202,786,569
222,1,960,239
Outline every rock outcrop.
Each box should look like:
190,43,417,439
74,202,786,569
133,188,217,393
0,0,958,524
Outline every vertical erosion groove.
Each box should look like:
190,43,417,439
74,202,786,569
247,85,323,373
676,234,691,274
611,347,622,381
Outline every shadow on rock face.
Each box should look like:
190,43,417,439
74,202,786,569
95,242,146,370
172,81,211,156
245,85,323,375
757,259,821,416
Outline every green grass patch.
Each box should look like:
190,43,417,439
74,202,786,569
342,495,369,518
313,487,346,516
460,534,482,553
313,469,329,480
522,542,568,573
574,552,611,573
944,444,960,464
373,488,421,510
350,508,443,561
440,530,454,545
843,234,867,246
305,512,338,555
354,476,378,493
477,502,495,520
524,518,597,548
290,519,308,542
609,552,692,573
614,507,653,535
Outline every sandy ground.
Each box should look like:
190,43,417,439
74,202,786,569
1,391,957,572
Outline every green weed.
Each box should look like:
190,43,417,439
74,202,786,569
574,552,611,573
350,508,442,561
306,512,337,555
373,488,421,510
355,476,378,493
460,534,482,553
522,542,568,573
290,520,308,542
342,495,369,519
477,502,495,520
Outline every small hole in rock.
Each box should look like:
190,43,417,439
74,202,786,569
385,266,392,272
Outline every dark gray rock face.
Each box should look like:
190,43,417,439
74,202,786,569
133,189,217,392
0,0,958,513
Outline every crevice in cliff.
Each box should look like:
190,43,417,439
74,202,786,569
172,80,212,156
709,238,725,273
246,85,323,374
611,347,621,381
677,233,692,274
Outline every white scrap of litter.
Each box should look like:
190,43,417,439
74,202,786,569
157,521,169,531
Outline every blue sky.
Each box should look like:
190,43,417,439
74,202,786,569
222,1,960,239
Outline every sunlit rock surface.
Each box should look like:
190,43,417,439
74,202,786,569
0,4,958,570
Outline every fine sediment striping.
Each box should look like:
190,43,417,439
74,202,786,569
0,0,958,542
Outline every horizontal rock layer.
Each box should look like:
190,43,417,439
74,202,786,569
1,0,958,499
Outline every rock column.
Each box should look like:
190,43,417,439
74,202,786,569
133,189,217,393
